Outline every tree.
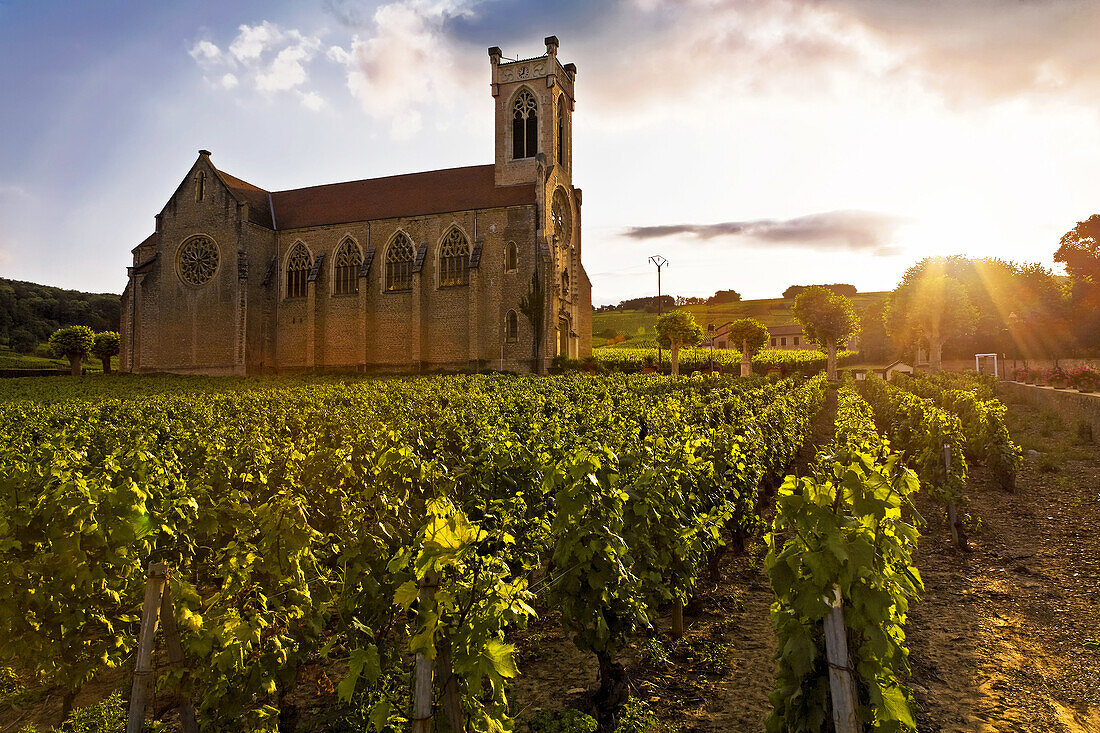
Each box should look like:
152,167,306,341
92,331,120,374
783,283,857,299
655,310,704,377
705,289,741,305
48,325,95,376
725,318,768,377
1055,215,1100,282
1055,216,1100,350
793,286,859,381
886,274,977,372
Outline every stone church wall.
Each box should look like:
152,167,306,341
137,159,250,374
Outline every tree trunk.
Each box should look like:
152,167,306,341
102,356,112,374
69,356,81,377
62,688,77,721
670,345,680,376
741,338,752,377
827,341,838,382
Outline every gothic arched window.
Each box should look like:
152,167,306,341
333,238,362,295
512,89,538,160
286,243,311,299
506,310,519,342
195,171,205,202
557,99,565,165
385,232,415,292
439,228,470,287
505,241,518,273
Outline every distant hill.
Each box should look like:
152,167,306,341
0,277,120,352
593,292,890,348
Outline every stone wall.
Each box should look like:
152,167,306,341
999,381,1100,440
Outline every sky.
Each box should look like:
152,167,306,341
3,0,1100,305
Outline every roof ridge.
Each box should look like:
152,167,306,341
215,168,269,194
271,164,494,196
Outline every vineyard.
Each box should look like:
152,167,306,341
590,348,858,375
0,371,1096,732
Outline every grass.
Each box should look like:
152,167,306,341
0,349,119,372
592,293,889,348
0,350,67,369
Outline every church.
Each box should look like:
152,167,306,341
120,37,591,375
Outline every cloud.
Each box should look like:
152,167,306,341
299,90,325,111
189,21,324,104
256,38,321,92
623,210,904,256
189,40,223,64
229,21,283,62
326,0,482,137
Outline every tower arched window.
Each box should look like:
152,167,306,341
512,90,538,160
333,238,362,295
195,171,205,202
505,241,518,273
286,243,311,299
557,99,565,165
439,228,470,287
385,233,415,292
506,310,519,342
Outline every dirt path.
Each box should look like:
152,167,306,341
906,395,1100,733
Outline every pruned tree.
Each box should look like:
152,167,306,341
92,331,120,374
726,318,768,377
655,310,704,377
793,286,859,381
48,325,95,376
885,274,977,372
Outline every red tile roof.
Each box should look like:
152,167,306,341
214,164,536,231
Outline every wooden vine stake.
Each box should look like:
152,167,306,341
671,601,685,639
943,444,967,550
160,583,200,733
126,563,200,733
412,569,440,733
126,563,168,733
823,585,859,733
436,636,466,733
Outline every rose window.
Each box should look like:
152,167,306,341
177,237,219,285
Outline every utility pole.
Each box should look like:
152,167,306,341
649,255,668,367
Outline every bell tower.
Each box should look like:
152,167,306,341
489,36,576,188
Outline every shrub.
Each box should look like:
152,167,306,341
57,691,126,733
1044,365,1069,385
1037,452,1059,473
1069,366,1099,392
614,699,667,733
528,708,599,733
1013,367,1030,382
